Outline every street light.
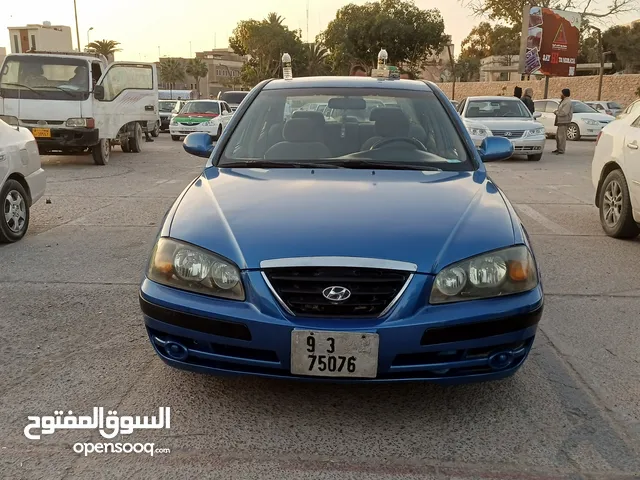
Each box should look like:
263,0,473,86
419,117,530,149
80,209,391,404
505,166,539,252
87,27,93,47
73,0,81,51
445,43,456,100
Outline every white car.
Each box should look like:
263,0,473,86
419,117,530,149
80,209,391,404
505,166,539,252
0,116,46,242
591,110,640,239
169,100,234,141
457,96,546,161
534,99,615,141
585,100,624,117
617,99,640,120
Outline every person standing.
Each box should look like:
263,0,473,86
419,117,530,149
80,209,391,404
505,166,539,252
553,89,573,155
522,88,535,114
514,86,523,99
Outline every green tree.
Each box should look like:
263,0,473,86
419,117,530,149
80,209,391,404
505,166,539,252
158,58,186,97
86,39,121,59
186,58,209,97
461,22,520,60
319,0,448,77
304,43,329,76
229,14,305,87
456,56,482,82
603,24,640,73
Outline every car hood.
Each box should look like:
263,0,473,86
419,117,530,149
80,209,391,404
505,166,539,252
468,118,540,131
169,169,517,274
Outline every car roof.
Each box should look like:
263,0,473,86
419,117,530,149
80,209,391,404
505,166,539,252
264,76,433,92
466,96,521,102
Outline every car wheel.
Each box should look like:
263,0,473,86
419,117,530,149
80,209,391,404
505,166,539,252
171,135,181,142
129,123,143,153
0,179,30,243
567,123,581,141
121,139,131,153
599,169,639,239
214,125,223,141
528,154,543,161
151,122,160,137
92,139,110,165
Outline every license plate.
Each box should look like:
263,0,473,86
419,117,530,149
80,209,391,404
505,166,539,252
32,128,51,138
290,330,379,378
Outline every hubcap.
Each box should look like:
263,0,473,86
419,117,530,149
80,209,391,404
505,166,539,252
567,126,578,140
103,139,110,158
603,180,623,227
4,190,27,233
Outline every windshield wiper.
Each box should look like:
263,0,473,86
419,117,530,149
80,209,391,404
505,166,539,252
32,85,76,97
0,82,43,96
330,159,442,171
219,160,345,169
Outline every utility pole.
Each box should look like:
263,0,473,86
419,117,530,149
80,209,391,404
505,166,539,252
446,44,456,100
306,0,310,44
73,0,81,52
588,25,605,101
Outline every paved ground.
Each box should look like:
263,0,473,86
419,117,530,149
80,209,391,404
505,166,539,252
1,136,639,480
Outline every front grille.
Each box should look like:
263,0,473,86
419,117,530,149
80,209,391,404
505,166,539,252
179,122,200,126
21,119,64,125
491,130,524,138
263,267,411,318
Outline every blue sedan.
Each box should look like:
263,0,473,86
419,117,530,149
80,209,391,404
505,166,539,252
139,76,543,384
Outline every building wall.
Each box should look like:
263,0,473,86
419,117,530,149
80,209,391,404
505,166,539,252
8,24,73,53
439,74,640,105
0,47,6,66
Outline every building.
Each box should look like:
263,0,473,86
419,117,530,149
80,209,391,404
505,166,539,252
8,22,73,53
0,47,6,66
480,54,614,82
196,48,246,97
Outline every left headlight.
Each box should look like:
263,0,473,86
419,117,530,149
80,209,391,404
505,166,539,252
526,127,545,136
201,119,218,126
147,237,245,301
429,245,538,305
467,126,490,137
584,119,599,126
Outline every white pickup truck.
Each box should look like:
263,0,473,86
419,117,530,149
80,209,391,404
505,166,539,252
0,51,159,165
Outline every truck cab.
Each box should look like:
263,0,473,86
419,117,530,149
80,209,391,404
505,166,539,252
0,52,158,165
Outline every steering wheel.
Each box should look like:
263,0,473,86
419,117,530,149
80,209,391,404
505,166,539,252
370,137,428,152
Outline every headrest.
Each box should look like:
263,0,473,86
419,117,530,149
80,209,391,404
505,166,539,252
371,108,410,138
292,110,326,125
283,118,321,143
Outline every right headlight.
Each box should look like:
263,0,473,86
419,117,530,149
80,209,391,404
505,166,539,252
147,237,245,301
429,245,538,305
467,126,490,137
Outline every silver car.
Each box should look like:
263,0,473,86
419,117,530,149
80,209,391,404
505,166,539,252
458,96,546,161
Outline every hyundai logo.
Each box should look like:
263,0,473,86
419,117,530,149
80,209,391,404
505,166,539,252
504,131,512,137
322,286,351,302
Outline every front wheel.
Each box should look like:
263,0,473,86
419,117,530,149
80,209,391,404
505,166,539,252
171,135,181,142
528,153,543,161
151,122,160,137
92,139,110,165
567,122,581,141
0,179,30,243
598,169,639,239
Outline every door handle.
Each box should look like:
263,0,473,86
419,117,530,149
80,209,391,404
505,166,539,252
627,142,639,150
145,105,154,111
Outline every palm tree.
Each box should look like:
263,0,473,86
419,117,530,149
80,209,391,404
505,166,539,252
86,39,121,60
266,13,284,26
305,43,329,76
185,58,209,98
158,58,186,98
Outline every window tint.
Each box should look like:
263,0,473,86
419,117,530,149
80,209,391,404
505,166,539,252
466,99,531,118
545,102,558,113
571,101,598,113
181,101,220,114
100,65,153,101
607,102,622,109
220,91,247,104
631,115,640,128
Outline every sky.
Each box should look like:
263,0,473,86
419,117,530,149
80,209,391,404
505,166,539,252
1,0,638,62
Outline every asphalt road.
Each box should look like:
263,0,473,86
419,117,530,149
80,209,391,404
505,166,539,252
1,136,639,480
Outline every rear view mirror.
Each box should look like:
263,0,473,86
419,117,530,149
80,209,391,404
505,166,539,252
93,85,105,101
532,112,542,119
327,97,366,110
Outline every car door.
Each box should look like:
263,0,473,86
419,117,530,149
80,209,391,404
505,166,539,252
624,114,640,213
93,62,158,139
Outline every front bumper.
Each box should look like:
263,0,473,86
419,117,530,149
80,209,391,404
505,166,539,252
471,135,545,156
169,124,218,137
580,123,607,138
140,273,544,384
28,127,99,149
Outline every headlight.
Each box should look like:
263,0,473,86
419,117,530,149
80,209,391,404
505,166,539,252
66,117,95,128
430,245,538,304
201,119,218,126
147,237,245,301
467,126,489,137
526,127,545,136
170,117,177,125
584,119,599,125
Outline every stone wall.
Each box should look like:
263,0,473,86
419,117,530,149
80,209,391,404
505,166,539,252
437,74,640,105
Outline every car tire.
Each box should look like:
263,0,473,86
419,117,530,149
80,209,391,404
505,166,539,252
598,169,639,239
151,122,160,137
92,139,110,165
129,123,143,153
171,135,181,142
567,122,581,141
121,139,131,153
528,154,543,161
0,179,30,243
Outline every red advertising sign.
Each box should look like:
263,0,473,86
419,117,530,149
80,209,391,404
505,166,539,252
521,6,582,76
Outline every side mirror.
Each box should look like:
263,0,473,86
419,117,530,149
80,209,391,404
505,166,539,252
532,112,542,119
478,137,514,162
93,85,105,101
183,132,215,158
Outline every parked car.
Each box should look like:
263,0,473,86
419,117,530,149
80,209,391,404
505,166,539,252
139,75,544,385
457,96,545,161
533,99,615,141
585,101,624,117
617,99,640,120
169,100,234,141
0,116,46,242
159,100,178,132
591,110,640,239
450,100,459,109
217,91,249,112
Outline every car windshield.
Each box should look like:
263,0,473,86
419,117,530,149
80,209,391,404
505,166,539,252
466,100,531,118
220,92,247,104
572,101,598,113
159,101,177,112
607,102,622,109
219,86,473,171
0,55,90,100
180,101,220,115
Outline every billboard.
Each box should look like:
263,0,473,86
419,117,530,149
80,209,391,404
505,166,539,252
519,5,582,76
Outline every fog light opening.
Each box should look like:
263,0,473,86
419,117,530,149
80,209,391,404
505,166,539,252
164,341,189,361
488,351,514,370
